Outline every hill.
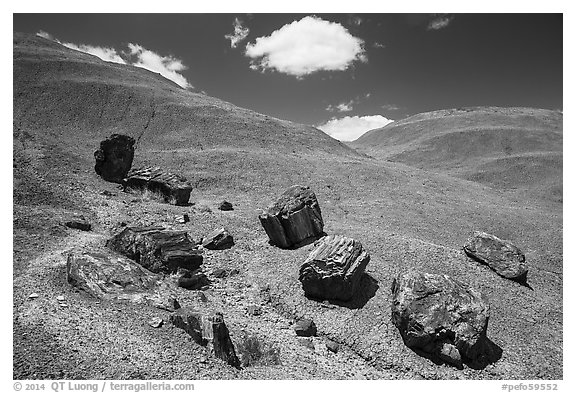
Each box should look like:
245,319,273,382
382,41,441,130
350,107,563,203
13,33,563,380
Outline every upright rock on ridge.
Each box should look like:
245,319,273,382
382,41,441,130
94,134,135,183
170,308,241,368
259,185,324,248
299,235,370,301
123,166,192,206
106,226,203,274
391,271,491,368
463,231,528,282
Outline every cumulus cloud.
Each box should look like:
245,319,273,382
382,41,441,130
427,14,454,30
372,42,386,49
37,31,126,64
225,18,250,48
317,115,394,141
326,100,354,112
35,31,191,89
245,16,366,77
381,104,401,111
126,43,190,89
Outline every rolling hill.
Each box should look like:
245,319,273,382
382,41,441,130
350,107,563,203
13,33,563,380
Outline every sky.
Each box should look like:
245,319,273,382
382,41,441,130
13,13,563,141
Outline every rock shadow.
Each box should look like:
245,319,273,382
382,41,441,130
268,232,327,250
465,254,533,290
307,273,379,310
407,336,503,370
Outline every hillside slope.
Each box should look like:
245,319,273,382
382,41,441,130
350,107,563,202
13,33,562,380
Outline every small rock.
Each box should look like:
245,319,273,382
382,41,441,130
438,342,463,368
177,268,210,290
28,293,39,299
218,201,233,211
100,190,117,197
56,295,65,302
148,317,164,328
65,217,91,231
175,214,190,224
294,318,317,337
202,228,234,250
326,339,340,353
246,305,262,316
59,303,69,307
229,268,240,276
212,268,228,278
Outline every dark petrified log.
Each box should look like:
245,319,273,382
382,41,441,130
259,185,324,248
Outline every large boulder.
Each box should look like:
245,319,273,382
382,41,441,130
66,249,179,311
106,226,203,274
391,271,491,368
123,166,192,206
299,235,370,301
463,231,528,282
94,134,135,183
259,185,324,248
170,308,240,368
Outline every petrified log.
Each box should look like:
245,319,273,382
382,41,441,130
299,235,370,301
170,308,241,368
106,226,203,274
123,165,192,206
259,185,324,248
65,215,91,231
66,249,180,311
463,231,528,282
391,271,491,368
202,228,234,250
94,134,135,183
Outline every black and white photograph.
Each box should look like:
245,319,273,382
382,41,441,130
9,2,569,388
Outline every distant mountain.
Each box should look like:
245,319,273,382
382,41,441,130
350,107,562,202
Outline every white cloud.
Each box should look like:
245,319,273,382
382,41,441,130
373,42,386,49
35,31,191,89
36,30,53,40
317,115,394,141
327,100,354,112
225,18,250,48
245,16,366,77
127,43,190,89
62,42,126,64
428,15,454,30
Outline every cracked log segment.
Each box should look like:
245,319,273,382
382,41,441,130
170,308,241,369
299,235,370,301
463,231,528,282
67,249,180,311
94,134,135,183
391,271,491,368
106,226,203,274
259,185,324,248
123,165,192,206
